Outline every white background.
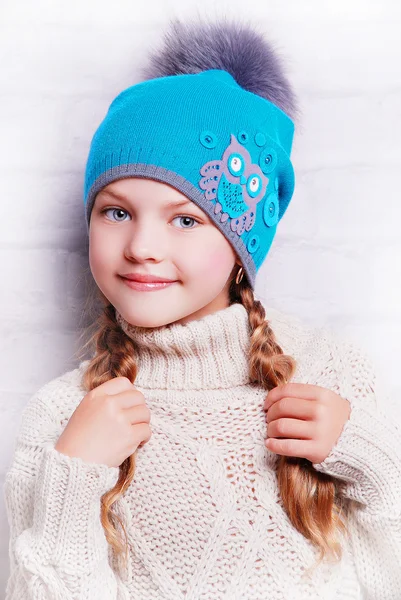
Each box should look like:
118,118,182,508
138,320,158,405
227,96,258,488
1,0,401,590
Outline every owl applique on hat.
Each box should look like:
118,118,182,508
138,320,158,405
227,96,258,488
199,132,279,237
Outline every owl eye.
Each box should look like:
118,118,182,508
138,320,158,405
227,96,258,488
246,174,262,198
228,153,245,176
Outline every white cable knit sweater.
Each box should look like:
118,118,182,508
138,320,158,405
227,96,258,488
4,302,401,600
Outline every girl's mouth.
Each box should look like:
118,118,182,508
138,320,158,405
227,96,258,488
120,277,177,292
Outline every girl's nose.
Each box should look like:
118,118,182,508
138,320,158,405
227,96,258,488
124,226,166,262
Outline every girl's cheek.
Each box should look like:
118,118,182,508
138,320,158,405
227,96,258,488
191,249,234,279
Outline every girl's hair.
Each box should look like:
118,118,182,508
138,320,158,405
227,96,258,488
76,266,348,574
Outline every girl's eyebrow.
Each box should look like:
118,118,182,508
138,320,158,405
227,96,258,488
99,189,195,210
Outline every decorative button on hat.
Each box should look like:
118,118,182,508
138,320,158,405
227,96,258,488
83,19,300,289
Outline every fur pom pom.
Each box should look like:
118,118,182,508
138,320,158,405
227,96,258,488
141,17,300,124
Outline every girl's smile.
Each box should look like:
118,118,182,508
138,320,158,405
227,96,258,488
119,276,178,292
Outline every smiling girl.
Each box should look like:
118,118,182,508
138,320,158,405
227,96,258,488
4,17,401,600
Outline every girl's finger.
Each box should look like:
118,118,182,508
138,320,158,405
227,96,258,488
266,397,319,422
267,417,315,440
265,437,317,460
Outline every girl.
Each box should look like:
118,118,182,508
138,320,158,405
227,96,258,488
4,17,401,600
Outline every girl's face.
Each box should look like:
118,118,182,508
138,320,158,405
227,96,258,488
89,177,241,327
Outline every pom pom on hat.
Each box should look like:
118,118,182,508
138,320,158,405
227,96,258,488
141,17,300,124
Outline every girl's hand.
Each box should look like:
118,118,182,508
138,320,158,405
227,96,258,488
55,377,152,469
263,383,351,464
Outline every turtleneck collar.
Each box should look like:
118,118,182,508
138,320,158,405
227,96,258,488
115,302,253,390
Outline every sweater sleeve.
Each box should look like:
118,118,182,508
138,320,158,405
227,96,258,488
311,339,401,599
3,385,129,600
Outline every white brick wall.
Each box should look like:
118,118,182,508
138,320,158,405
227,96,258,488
1,0,400,591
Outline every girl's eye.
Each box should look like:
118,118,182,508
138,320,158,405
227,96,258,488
172,215,199,229
101,208,199,229
101,208,130,222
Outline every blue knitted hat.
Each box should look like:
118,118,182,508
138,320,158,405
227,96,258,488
83,19,299,289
